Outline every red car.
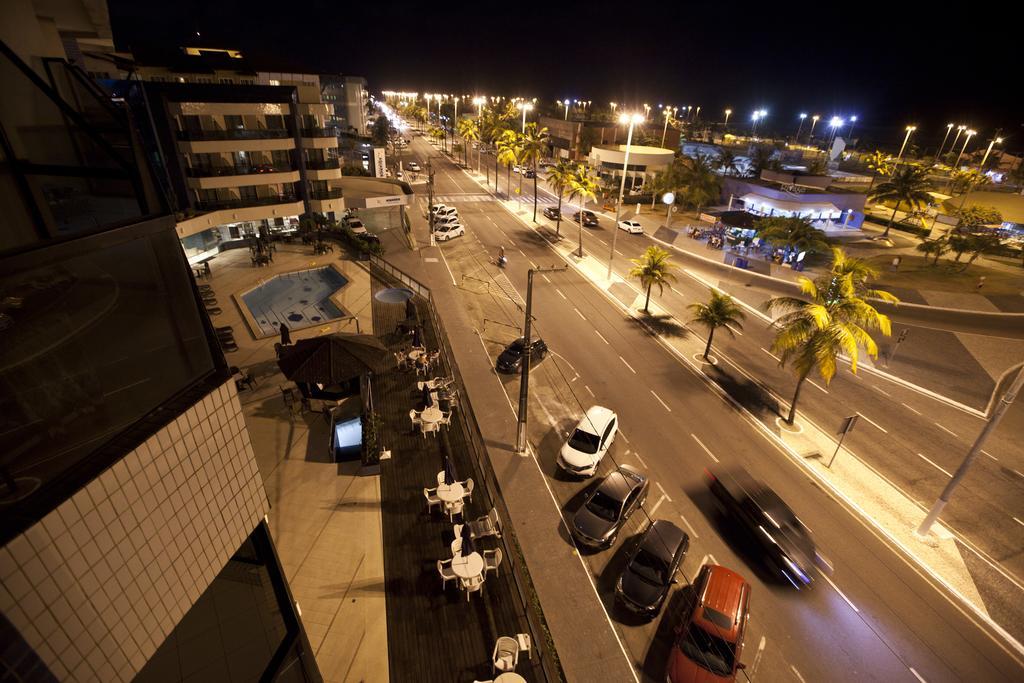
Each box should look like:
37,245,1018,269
667,564,750,682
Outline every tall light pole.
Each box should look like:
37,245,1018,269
795,113,808,142
751,110,761,137
848,115,858,141
953,129,976,168
808,114,820,142
607,112,644,280
518,101,533,133
935,123,954,163
724,108,732,127
660,107,673,147
643,103,651,118
827,116,844,151
979,136,1003,170
948,125,966,161
610,102,618,116
917,365,1024,537
694,106,701,121
451,95,460,153
896,125,916,161
562,99,570,120
473,96,486,172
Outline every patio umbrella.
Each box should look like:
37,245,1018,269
278,333,388,384
422,384,434,408
443,454,457,486
279,322,291,346
411,326,423,348
460,520,475,556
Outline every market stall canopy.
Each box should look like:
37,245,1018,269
740,193,839,215
278,333,388,384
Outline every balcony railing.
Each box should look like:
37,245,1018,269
300,126,340,138
195,193,299,212
309,188,343,200
305,159,341,170
186,164,296,178
177,128,292,141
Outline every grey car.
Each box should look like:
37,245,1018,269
572,465,649,549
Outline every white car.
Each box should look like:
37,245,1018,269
557,406,618,477
433,223,465,241
407,162,421,172
433,207,458,220
347,219,366,234
430,203,449,215
618,220,643,234
434,214,460,228
513,165,522,174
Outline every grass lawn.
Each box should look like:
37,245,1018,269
866,254,1024,295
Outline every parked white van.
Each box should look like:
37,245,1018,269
557,406,618,477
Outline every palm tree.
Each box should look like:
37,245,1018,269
520,123,549,221
961,233,1001,271
864,149,893,192
825,247,898,303
545,160,574,236
567,165,598,257
717,149,739,177
766,250,893,424
679,153,722,215
456,117,479,168
496,129,519,199
629,246,677,313
917,238,949,265
868,164,932,239
748,145,777,177
754,216,830,256
688,291,746,360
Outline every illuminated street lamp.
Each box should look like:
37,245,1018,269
896,125,917,161
827,116,845,150
660,107,675,147
979,136,1003,170
607,112,645,280
561,99,571,120
610,102,618,115
517,101,533,133
848,115,858,140
807,114,820,141
724,108,732,127
953,129,976,168
643,103,651,117
694,106,701,121
948,125,966,160
795,113,807,142
935,123,955,163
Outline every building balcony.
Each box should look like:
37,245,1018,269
187,169,301,191
300,126,340,138
309,188,343,200
186,163,296,178
195,193,299,212
305,159,341,170
177,128,292,141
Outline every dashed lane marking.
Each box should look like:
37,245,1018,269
909,667,927,683
620,356,636,374
857,412,888,434
584,384,595,397
808,379,830,394
818,569,859,613
760,347,782,362
690,434,719,463
651,390,672,412
655,482,672,502
595,330,609,344
634,452,648,468
935,422,958,438
678,512,699,539
902,402,922,415
917,453,953,478
555,288,567,300
574,307,587,320
649,494,667,516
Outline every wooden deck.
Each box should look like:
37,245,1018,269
372,274,543,683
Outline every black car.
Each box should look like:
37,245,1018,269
496,337,548,373
572,210,599,227
706,468,820,588
616,520,689,617
572,465,649,549
523,168,536,178
543,207,562,221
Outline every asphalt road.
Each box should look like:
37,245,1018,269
403,134,1024,682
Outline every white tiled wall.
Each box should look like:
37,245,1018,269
0,380,269,682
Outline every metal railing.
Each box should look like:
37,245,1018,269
369,257,563,682
300,126,341,138
176,128,292,141
194,193,299,212
186,164,296,178
309,188,343,200
305,159,341,170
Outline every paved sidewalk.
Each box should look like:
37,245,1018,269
378,209,639,682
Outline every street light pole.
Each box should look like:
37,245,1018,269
607,113,642,280
948,125,966,161
934,123,954,163
661,108,672,148
953,129,977,169
795,113,807,143
896,125,916,162
917,365,1024,537
807,115,819,143
516,265,568,455
724,109,732,128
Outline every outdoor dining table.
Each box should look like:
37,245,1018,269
494,673,526,683
436,481,464,503
420,405,443,424
450,551,484,579
408,348,426,362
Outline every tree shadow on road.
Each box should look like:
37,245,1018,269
628,312,690,339
705,364,782,421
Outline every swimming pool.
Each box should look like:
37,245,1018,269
240,266,349,337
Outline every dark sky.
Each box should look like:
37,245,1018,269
108,0,1019,150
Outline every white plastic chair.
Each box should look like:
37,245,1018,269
409,409,422,432
437,559,457,590
483,548,503,578
421,421,440,438
446,498,464,522
423,488,442,515
462,574,484,601
462,478,474,503
492,635,519,673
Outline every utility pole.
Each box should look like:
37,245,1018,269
427,158,436,246
917,364,1024,536
516,266,568,455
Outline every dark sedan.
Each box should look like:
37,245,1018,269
543,207,562,221
572,465,649,549
706,468,821,588
616,520,688,617
496,337,548,373
571,210,599,227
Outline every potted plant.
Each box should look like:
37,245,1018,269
360,410,384,475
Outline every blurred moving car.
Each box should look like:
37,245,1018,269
407,161,421,171
617,219,643,234
543,207,562,221
615,519,688,617
667,563,750,682
571,465,648,549
572,210,599,227
705,468,822,588
557,406,618,477
496,337,548,373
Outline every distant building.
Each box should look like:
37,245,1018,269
720,172,867,228
540,116,681,161
322,75,369,136
587,144,675,192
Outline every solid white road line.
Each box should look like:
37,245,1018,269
574,307,587,320
649,494,667,516
902,402,923,415
760,347,782,362
935,422,958,438
584,384,595,397
750,636,768,678
982,449,998,461
857,412,888,434
594,330,609,344
651,390,672,412
655,482,672,501
873,384,892,397
678,512,700,539
808,379,830,394
634,452,648,468
437,249,458,286
917,453,953,478
618,431,630,444
790,665,807,683
690,434,719,463
620,356,636,374
818,569,859,613
909,667,928,683
1013,517,1024,528
555,288,567,300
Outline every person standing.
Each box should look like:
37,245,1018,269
279,322,292,346
892,255,902,271
976,276,986,290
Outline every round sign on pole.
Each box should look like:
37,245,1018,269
663,192,675,205
671,205,678,213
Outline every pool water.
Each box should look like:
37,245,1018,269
241,267,349,336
